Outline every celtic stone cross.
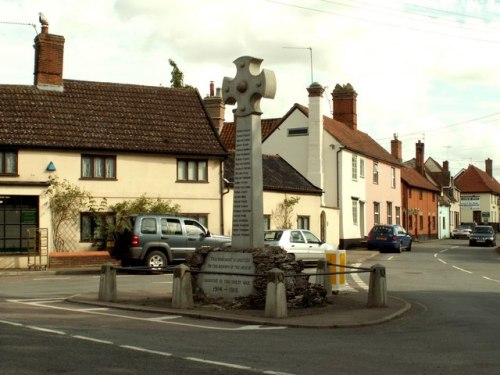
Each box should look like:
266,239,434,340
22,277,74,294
222,56,276,249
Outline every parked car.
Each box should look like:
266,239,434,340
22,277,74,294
451,225,473,239
108,214,231,268
469,225,497,247
367,224,412,253
263,229,336,264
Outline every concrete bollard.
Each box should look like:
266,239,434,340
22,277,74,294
172,264,193,309
265,268,288,318
316,258,332,297
367,264,387,308
98,263,117,302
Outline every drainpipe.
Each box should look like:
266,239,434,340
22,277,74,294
336,146,344,246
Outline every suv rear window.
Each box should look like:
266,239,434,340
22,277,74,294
140,218,157,234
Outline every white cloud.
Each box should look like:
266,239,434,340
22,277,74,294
1,0,499,178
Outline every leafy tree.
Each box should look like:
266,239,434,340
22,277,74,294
109,194,181,233
272,196,300,229
168,59,193,88
44,176,94,251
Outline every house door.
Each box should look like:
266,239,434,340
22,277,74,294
0,196,39,254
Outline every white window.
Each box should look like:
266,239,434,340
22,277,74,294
82,154,116,179
391,167,396,188
373,162,379,184
352,199,358,225
387,202,393,224
177,159,208,182
374,202,380,224
352,155,358,180
360,159,365,178
297,216,310,230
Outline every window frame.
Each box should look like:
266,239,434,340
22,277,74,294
373,162,379,184
374,202,380,224
391,167,396,188
360,158,365,178
352,155,358,180
387,202,393,224
181,213,208,229
352,199,358,225
0,150,18,176
297,216,310,230
177,159,208,183
80,212,115,242
81,154,116,180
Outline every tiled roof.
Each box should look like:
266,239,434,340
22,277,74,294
224,153,322,194
401,166,440,192
0,80,227,156
266,103,402,166
220,118,281,151
455,164,500,194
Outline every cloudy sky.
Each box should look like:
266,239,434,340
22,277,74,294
1,0,499,178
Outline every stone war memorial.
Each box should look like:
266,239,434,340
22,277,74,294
187,56,328,310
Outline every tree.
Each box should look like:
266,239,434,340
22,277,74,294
168,59,193,88
272,196,300,229
109,194,181,233
44,176,94,252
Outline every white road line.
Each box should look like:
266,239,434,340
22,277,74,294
33,277,72,281
0,319,23,327
120,345,173,356
350,263,369,290
235,325,286,330
7,299,285,331
72,335,114,344
482,276,500,283
184,356,253,371
452,265,473,274
152,281,172,284
387,256,394,261
438,258,447,264
147,315,182,321
25,325,66,335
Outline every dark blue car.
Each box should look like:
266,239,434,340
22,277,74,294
367,224,412,253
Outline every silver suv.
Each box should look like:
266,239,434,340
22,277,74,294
108,214,231,268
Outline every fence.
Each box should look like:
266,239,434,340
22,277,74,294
98,259,387,318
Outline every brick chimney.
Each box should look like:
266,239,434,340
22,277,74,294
415,140,425,175
203,81,225,134
443,160,449,172
391,134,402,162
332,83,357,130
33,21,65,91
307,82,325,198
485,158,493,177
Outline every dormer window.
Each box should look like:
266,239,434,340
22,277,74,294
0,150,17,175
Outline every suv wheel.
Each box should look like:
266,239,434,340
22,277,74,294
145,250,168,269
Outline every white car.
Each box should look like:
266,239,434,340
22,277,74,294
264,229,336,264
451,225,473,239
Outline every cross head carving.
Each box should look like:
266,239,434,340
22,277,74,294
222,56,276,117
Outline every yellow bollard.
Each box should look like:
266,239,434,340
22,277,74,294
325,250,347,292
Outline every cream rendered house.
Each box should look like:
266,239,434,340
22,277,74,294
0,25,227,269
262,83,403,248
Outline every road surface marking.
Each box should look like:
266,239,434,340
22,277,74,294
438,258,447,264
387,256,394,261
33,277,72,281
452,266,473,274
0,319,291,375
72,335,113,344
147,315,182,321
120,345,173,356
482,276,500,283
25,325,66,335
152,281,172,284
7,298,286,331
350,263,369,290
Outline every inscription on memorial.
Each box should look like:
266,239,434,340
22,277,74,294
197,252,256,299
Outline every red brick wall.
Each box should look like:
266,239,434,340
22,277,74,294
49,251,120,269
34,31,65,87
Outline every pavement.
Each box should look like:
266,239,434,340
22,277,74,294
2,250,412,328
